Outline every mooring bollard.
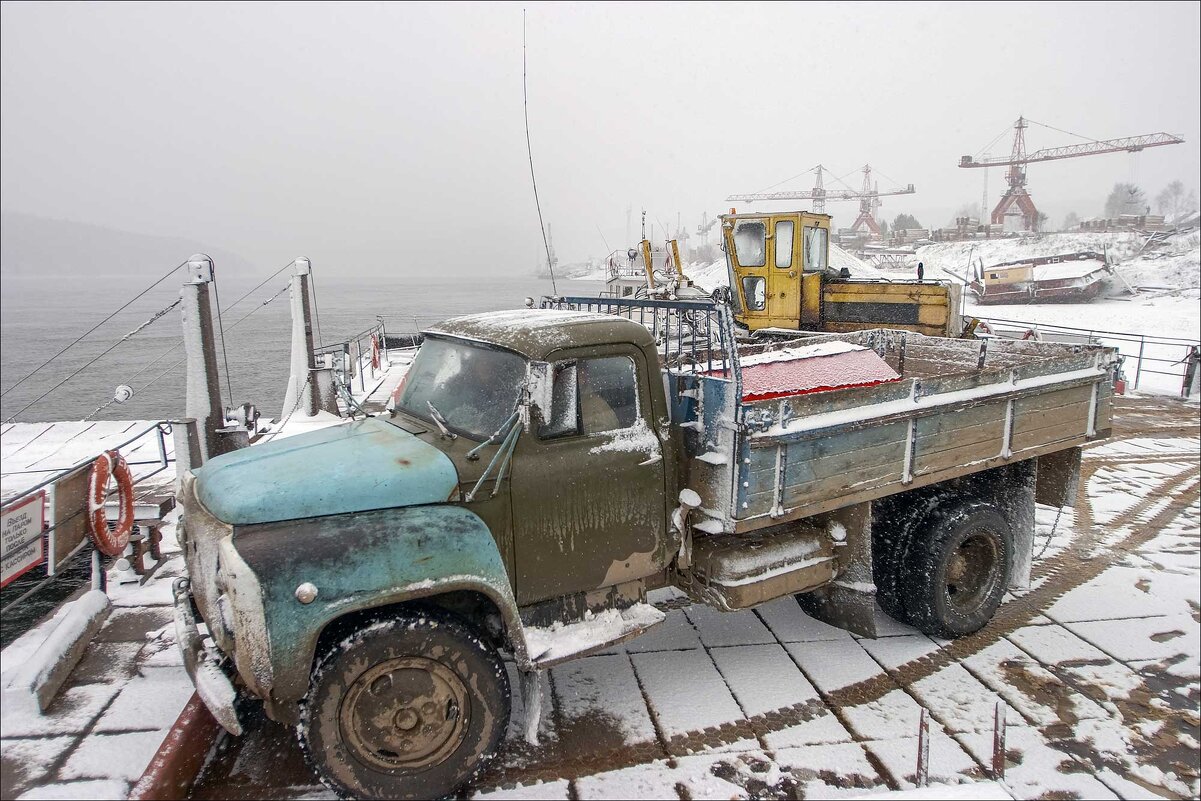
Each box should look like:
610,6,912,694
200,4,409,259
916,707,930,787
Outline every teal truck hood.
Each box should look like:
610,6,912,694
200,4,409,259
193,417,458,525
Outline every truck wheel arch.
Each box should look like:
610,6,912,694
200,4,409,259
312,589,515,670
234,505,534,725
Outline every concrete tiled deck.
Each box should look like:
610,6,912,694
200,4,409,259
2,395,1198,800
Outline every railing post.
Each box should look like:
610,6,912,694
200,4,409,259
172,418,202,486
180,255,224,463
916,708,930,787
1133,336,1146,390
281,258,319,420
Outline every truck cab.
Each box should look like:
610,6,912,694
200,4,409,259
723,210,963,337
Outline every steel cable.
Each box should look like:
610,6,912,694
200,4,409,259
0,260,187,399
4,297,183,423
523,9,558,295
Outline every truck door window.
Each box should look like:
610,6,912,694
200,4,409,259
804,226,828,272
733,220,766,267
541,356,639,438
742,276,766,310
543,362,579,438
775,220,794,269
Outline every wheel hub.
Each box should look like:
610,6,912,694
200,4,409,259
945,532,999,612
340,657,469,772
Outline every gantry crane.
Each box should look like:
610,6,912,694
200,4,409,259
726,164,915,237
959,117,1185,231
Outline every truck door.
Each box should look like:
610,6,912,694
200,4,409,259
510,348,668,605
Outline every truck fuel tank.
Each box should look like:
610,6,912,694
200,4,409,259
683,520,837,611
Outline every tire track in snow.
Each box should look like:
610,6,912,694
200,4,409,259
484,454,1200,790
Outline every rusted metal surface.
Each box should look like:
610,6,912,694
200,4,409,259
129,692,223,801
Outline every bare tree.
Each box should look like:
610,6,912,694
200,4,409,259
1156,181,1198,222
1104,183,1147,218
1063,211,1080,230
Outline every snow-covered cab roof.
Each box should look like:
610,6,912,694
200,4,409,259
425,308,656,360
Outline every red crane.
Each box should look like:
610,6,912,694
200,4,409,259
959,117,1185,231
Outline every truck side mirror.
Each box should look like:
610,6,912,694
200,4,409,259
525,361,552,432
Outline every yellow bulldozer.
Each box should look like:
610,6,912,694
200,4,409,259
719,210,965,338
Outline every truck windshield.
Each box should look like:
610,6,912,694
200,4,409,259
395,337,527,440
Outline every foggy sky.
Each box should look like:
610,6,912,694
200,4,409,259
2,1,1198,277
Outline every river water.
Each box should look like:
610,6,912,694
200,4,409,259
0,271,602,424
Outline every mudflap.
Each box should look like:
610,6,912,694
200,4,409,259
519,669,543,746
797,584,878,639
1003,458,1037,591
796,501,878,639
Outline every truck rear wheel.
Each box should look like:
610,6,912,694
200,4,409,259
299,608,510,800
899,501,1012,638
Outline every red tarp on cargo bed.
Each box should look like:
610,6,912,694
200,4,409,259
710,343,901,402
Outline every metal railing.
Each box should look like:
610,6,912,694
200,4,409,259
0,422,175,644
978,315,1200,394
313,321,391,397
539,295,740,377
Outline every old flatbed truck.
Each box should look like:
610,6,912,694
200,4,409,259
174,298,1117,799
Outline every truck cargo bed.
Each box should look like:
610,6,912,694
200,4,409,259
673,328,1116,534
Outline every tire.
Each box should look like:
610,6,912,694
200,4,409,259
899,501,1012,638
298,608,511,801
872,493,943,625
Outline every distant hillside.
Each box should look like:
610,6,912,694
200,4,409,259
0,211,254,279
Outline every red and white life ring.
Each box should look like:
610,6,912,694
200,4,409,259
88,450,134,556
371,334,382,370
1021,328,1042,342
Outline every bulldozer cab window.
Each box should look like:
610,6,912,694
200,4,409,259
741,276,766,310
804,226,828,272
733,220,766,267
775,220,795,269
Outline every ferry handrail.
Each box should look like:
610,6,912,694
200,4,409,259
1,420,177,619
977,316,1200,346
977,315,1199,393
2,421,174,504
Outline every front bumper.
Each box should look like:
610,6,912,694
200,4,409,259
173,577,243,735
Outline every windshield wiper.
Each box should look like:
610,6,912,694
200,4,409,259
426,401,457,440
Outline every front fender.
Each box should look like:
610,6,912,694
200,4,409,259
232,504,529,714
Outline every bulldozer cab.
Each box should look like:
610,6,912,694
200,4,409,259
723,210,962,338
722,211,831,331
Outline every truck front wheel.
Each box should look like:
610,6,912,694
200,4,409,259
899,501,1012,638
299,609,510,800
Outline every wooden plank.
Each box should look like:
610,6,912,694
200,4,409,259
1012,424,1087,454
736,436,1093,534
751,421,907,480
1012,400,1092,437
916,419,1007,458
915,438,1008,476
781,463,903,510
784,440,907,493
1013,384,1093,415
914,402,1006,439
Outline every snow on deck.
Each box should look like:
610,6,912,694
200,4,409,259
0,420,175,505
4,396,1198,800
